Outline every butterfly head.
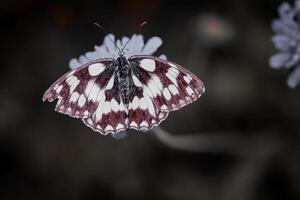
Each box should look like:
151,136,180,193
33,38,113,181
116,53,128,66
118,50,126,58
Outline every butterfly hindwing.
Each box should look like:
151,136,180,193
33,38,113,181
82,75,129,135
127,55,205,131
127,85,169,131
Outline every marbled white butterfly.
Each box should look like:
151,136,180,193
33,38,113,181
43,32,205,135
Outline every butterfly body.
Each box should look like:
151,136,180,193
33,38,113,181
116,54,133,107
43,54,205,135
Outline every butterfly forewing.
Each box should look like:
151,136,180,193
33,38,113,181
126,55,205,131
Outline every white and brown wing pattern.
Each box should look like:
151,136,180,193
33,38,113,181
43,59,128,135
127,55,205,131
43,55,205,134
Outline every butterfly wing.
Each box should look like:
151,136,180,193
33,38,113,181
43,59,129,135
127,55,205,131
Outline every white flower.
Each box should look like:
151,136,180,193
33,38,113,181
69,34,166,69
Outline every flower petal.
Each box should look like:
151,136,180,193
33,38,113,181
128,34,144,55
103,34,119,58
79,55,90,65
85,51,100,61
269,52,290,69
142,36,163,55
69,58,82,69
95,44,114,58
121,36,130,47
103,34,115,48
111,131,128,139
159,54,167,60
116,39,122,50
272,19,284,33
287,66,300,88
296,0,300,11
278,2,294,19
284,53,300,68
272,35,295,51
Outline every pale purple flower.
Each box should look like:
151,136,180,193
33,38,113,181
69,34,166,69
270,0,300,88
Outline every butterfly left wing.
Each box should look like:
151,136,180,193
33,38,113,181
43,59,129,135
126,55,205,131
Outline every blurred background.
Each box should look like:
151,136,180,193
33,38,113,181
1,0,300,199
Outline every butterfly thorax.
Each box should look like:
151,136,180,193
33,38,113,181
116,55,132,109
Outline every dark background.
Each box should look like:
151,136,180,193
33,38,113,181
1,0,300,199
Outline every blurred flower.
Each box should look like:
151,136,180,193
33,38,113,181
69,34,166,69
195,13,234,48
270,0,300,88
69,34,166,139
110,130,128,140
50,2,73,29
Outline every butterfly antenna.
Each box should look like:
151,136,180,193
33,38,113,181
139,21,147,27
121,21,147,52
94,22,122,54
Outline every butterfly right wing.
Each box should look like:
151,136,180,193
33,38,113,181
125,55,205,131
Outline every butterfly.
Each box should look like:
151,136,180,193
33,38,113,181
43,35,205,135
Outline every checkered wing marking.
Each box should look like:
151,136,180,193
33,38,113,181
127,55,205,131
43,59,128,135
